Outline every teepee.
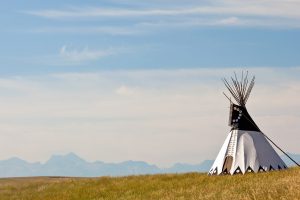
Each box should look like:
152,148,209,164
208,72,287,175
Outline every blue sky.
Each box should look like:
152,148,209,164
1,0,300,75
0,0,300,167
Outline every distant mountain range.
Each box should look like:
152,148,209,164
0,153,213,178
0,153,299,178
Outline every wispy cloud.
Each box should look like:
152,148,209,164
115,85,137,96
25,7,209,19
27,15,300,37
31,26,143,35
24,1,300,30
25,2,300,19
21,45,129,67
59,45,119,63
217,17,240,25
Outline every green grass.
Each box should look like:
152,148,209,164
0,167,299,200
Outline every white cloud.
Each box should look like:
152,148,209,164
31,26,143,35
115,85,136,96
24,1,300,30
25,1,300,19
217,17,240,25
0,67,299,167
59,45,117,63
25,7,205,18
27,16,300,37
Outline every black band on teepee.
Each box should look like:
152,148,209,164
229,103,260,131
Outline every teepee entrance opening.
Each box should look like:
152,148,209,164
222,156,233,174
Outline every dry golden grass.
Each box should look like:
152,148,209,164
0,167,299,200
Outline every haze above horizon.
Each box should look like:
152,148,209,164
0,0,300,168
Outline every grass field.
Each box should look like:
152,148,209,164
0,167,299,200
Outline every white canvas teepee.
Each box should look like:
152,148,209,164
208,72,287,175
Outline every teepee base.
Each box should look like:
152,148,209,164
208,130,287,175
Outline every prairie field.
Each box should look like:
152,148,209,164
0,167,299,200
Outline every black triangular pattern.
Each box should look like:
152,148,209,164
233,166,242,175
246,166,254,173
283,165,287,169
269,165,275,171
229,104,260,132
222,168,228,175
213,167,218,175
278,165,282,170
258,166,265,172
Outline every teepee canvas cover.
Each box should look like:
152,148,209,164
208,73,287,175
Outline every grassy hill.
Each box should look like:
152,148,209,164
0,167,299,200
